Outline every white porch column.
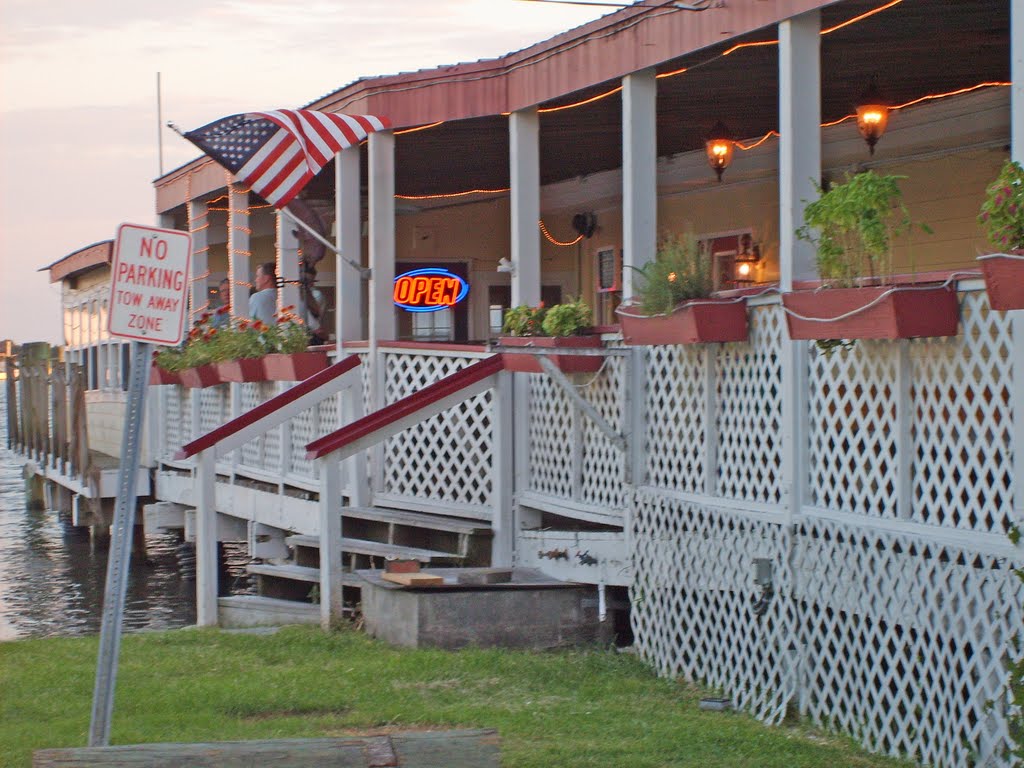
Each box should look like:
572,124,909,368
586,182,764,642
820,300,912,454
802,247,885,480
779,12,821,289
778,10,820,529
622,68,657,301
509,108,541,307
228,185,251,323
187,199,210,323
369,130,396,345
335,148,364,346
195,450,218,627
277,212,301,315
1012,0,1024,549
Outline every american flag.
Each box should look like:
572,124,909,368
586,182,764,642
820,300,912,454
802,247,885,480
184,110,389,208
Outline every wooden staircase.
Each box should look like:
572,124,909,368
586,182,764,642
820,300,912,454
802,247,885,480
219,505,493,627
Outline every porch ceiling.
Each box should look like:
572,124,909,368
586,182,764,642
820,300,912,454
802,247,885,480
310,0,1008,201
280,0,1009,211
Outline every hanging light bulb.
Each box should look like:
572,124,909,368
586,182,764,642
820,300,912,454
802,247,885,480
705,121,736,183
855,79,890,156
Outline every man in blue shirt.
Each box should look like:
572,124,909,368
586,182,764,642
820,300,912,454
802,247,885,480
248,262,277,325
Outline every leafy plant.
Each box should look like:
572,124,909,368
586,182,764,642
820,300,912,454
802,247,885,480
632,233,713,315
502,304,546,337
978,159,1024,251
541,297,591,337
796,171,929,288
153,306,309,372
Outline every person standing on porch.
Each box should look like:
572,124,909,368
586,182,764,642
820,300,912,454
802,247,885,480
211,278,231,328
248,262,277,325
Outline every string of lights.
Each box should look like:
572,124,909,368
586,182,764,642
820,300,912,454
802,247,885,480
395,188,511,201
539,219,584,246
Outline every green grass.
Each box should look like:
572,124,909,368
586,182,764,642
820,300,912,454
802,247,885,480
0,626,910,768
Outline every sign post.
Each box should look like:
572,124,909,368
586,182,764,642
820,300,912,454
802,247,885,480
89,223,190,747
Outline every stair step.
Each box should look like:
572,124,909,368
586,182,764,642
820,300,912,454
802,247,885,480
246,562,361,586
285,535,463,563
217,595,319,628
343,506,491,536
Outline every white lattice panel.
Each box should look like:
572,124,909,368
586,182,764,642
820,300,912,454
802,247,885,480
580,355,627,510
631,489,796,723
716,304,784,503
198,386,229,436
288,405,318,479
380,351,493,512
794,516,1023,767
238,382,281,474
808,340,900,517
528,373,575,499
644,345,706,493
162,386,190,460
911,292,1015,533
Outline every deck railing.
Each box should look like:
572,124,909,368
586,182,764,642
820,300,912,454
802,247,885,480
173,355,363,627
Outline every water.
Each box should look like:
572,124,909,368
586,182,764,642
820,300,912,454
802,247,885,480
0,385,250,641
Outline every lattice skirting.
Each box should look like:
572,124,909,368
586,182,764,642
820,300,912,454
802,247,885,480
631,489,1024,768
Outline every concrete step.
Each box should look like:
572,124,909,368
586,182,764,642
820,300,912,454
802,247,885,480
217,595,319,628
247,562,361,586
285,535,464,563
343,506,491,536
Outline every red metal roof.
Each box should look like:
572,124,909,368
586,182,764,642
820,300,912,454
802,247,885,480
154,0,840,208
43,241,113,284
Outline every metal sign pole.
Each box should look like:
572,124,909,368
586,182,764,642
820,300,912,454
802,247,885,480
88,340,151,746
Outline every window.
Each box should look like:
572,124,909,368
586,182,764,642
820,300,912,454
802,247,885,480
698,230,757,290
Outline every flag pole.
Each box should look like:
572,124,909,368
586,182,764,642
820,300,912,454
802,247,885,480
281,207,370,279
156,73,164,176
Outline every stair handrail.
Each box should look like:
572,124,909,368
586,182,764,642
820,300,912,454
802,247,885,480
305,353,506,462
175,354,362,461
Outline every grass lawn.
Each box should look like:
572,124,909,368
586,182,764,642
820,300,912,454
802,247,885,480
1,626,909,768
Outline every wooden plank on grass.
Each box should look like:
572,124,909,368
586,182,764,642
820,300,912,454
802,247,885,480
33,730,500,768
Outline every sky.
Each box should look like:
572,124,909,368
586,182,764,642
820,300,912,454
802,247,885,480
0,0,608,345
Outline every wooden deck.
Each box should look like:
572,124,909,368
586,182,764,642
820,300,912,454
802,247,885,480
33,730,500,767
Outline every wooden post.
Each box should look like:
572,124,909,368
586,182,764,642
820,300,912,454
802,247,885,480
335,147,363,346
509,108,541,308
195,449,218,627
622,68,658,299
277,211,301,315
318,451,343,630
491,370,514,567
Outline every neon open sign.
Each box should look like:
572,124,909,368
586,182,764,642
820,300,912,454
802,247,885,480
393,268,469,313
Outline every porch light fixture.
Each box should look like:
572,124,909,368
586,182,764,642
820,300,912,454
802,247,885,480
855,79,890,155
705,121,735,183
733,234,761,282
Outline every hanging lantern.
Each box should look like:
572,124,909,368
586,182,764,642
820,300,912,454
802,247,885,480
705,121,735,183
855,80,890,156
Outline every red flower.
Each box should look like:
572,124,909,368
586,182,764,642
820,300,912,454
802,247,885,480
216,305,230,315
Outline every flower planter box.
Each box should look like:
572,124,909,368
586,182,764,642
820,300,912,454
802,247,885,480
149,366,181,386
617,299,748,345
499,336,603,374
781,284,959,341
979,252,1024,311
178,364,223,388
216,358,266,383
262,351,330,381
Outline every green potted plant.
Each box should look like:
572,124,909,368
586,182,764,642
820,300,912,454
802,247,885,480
785,170,957,340
150,345,186,386
499,297,602,373
261,306,328,381
977,158,1024,311
176,318,226,388
615,233,748,345
213,316,268,383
